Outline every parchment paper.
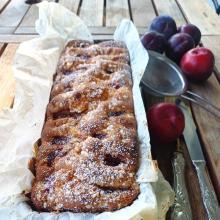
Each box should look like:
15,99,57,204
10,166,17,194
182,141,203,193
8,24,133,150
0,2,174,219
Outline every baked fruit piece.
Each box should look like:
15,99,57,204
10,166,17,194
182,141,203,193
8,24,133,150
31,40,140,212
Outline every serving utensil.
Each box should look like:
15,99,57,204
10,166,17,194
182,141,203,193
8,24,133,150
141,50,220,118
178,101,218,220
171,150,192,220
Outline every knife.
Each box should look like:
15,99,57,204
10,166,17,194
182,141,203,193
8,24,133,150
179,101,218,220
171,149,192,220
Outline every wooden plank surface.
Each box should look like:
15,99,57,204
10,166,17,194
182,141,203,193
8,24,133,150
153,0,186,26
80,0,104,27
153,0,220,203
0,0,219,215
0,0,10,12
0,43,5,56
142,91,209,218
180,138,207,220
176,0,220,35
15,0,54,34
5,27,148,40
129,0,155,28
106,0,130,27
15,4,38,34
172,0,220,202
190,75,220,201
0,34,37,43
153,0,220,206
0,43,18,111
59,0,80,13
201,36,220,81
0,34,115,43
0,0,30,34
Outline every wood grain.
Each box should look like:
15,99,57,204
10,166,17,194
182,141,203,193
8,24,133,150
153,0,186,26
201,36,220,82
189,75,220,202
0,0,30,34
176,0,220,35
106,0,130,27
172,0,220,207
15,4,38,34
179,138,208,220
0,0,10,12
0,0,218,216
0,43,19,111
4,26,147,38
89,26,146,35
59,0,80,13
15,0,54,34
0,43,5,55
80,0,104,26
129,0,155,27
14,27,36,34
0,34,115,43
0,34,37,42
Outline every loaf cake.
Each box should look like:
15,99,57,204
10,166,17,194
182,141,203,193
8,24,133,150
31,40,140,212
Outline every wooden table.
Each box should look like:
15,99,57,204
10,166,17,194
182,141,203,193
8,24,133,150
0,0,220,219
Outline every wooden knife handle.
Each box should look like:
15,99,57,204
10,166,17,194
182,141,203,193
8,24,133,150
171,152,192,220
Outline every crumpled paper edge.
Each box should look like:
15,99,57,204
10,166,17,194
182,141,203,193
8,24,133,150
114,20,157,182
0,2,174,220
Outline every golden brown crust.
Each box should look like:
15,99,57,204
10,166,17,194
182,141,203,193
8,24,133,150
31,40,139,212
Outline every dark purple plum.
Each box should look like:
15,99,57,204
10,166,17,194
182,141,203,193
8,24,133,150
166,33,195,63
149,15,177,40
141,31,167,53
178,24,201,46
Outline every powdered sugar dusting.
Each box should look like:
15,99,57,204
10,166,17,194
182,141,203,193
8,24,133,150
31,40,140,212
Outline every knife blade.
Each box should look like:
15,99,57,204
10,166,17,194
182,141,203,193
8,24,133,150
179,101,218,220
